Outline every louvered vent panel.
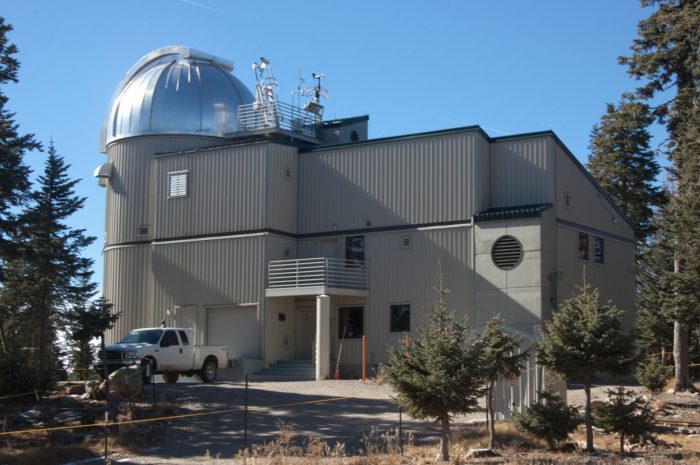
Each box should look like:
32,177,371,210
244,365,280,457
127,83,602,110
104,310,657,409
491,235,522,270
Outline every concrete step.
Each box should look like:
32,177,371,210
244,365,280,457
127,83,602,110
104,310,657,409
250,360,316,381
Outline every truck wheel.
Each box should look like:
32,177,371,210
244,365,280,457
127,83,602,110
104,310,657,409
200,360,217,383
141,359,154,385
163,373,179,384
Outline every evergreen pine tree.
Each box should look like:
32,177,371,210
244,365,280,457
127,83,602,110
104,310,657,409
620,0,700,392
587,96,663,242
536,281,634,453
479,316,527,451
384,267,484,461
66,297,120,379
594,386,655,454
0,18,40,280
512,390,580,451
635,213,674,360
7,142,96,387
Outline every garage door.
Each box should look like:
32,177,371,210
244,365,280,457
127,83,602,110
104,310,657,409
207,306,259,359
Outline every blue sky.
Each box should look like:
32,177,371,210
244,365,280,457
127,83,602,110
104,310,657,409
2,1,655,291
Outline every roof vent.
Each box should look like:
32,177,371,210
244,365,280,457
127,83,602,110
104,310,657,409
491,235,522,270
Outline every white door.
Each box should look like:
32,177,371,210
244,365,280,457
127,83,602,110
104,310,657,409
176,305,201,345
207,306,259,360
157,329,182,371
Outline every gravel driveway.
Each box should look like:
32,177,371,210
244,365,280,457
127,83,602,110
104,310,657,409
92,379,461,464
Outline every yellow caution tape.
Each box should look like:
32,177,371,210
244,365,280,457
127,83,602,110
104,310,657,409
0,395,354,437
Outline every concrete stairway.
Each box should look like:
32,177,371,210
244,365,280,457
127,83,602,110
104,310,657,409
249,360,315,381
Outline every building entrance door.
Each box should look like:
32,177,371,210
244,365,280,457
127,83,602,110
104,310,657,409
294,308,316,360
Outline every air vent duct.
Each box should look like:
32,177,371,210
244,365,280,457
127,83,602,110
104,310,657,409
491,235,523,270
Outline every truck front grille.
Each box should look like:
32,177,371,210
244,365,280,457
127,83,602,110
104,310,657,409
98,350,123,361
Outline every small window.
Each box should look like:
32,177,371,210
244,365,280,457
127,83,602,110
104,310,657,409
178,330,190,346
160,330,179,347
390,304,411,332
350,130,359,142
594,237,604,264
168,171,188,198
400,235,412,249
578,232,589,260
338,306,364,338
137,225,149,237
278,312,286,322
283,166,293,181
345,235,365,267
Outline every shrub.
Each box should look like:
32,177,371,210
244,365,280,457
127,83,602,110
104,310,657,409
594,386,655,454
636,356,672,395
512,390,581,450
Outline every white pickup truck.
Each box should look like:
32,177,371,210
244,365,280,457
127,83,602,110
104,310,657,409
95,327,229,383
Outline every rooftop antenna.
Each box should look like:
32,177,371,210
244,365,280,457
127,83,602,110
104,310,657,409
302,72,328,117
251,57,279,127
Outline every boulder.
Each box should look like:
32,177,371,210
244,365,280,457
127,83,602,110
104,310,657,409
109,366,143,398
64,383,85,395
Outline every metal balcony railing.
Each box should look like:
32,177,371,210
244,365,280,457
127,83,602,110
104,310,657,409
237,101,321,139
268,258,368,290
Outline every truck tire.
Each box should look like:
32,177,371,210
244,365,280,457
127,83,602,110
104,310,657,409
200,360,217,383
163,373,179,384
141,358,155,385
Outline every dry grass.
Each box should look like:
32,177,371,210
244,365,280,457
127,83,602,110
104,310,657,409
0,443,97,465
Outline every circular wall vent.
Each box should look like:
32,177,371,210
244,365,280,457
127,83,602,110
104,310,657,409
491,235,523,270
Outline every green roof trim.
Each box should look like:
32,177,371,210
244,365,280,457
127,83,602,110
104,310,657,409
475,203,553,223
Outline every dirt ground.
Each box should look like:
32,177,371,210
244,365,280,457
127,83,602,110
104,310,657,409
2,380,700,465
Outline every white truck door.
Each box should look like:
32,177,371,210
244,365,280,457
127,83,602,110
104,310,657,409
156,330,181,371
178,330,194,369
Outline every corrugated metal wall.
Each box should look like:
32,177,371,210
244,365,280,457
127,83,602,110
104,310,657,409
490,136,554,208
151,235,265,311
103,244,152,341
298,131,487,234
105,136,224,246
265,144,299,234
313,226,473,368
554,144,634,238
153,143,268,239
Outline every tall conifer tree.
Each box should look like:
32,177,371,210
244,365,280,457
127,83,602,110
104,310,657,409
620,0,700,391
587,96,663,242
8,142,96,386
0,18,40,280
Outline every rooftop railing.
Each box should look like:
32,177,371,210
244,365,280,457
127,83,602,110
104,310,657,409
268,258,368,291
237,101,321,139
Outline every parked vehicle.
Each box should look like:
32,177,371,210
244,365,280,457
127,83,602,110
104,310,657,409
95,327,229,383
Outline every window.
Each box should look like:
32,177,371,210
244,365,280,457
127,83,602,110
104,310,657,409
594,237,604,264
345,235,365,266
168,171,188,198
400,235,412,249
390,304,411,332
338,306,364,338
178,330,190,345
160,330,179,347
578,232,589,260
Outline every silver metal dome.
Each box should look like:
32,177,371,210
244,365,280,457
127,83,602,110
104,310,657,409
99,46,254,152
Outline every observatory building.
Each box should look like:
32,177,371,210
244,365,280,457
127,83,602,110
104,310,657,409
97,46,634,409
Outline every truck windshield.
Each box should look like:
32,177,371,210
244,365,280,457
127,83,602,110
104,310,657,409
119,330,162,344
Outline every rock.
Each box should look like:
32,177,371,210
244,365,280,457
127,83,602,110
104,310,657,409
558,442,577,453
64,383,85,395
18,409,41,421
465,448,500,458
53,411,82,423
109,366,143,398
678,427,690,434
